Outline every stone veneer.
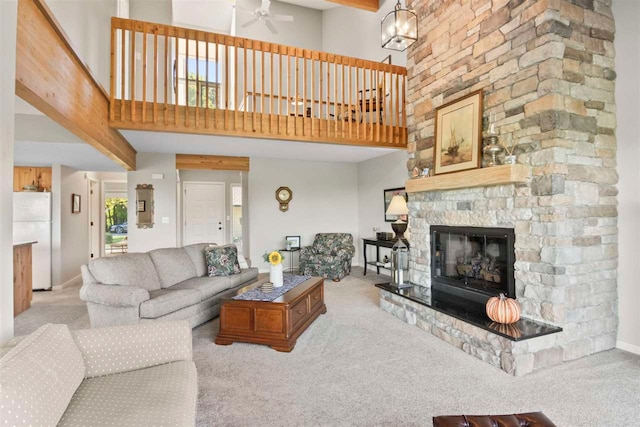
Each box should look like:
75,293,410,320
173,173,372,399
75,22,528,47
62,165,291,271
382,0,618,375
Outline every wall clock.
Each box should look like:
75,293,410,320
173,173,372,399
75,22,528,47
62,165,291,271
275,186,292,212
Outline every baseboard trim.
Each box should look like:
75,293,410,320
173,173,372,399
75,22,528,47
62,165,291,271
616,340,640,355
54,274,82,290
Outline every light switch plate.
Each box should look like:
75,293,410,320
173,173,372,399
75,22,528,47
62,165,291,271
152,173,165,180
161,217,169,224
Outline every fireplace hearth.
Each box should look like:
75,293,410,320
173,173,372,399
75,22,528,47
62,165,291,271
431,226,515,312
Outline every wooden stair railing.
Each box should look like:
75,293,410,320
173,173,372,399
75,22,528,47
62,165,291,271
109,18,407,148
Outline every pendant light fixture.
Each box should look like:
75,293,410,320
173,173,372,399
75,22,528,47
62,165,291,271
381,0,417,52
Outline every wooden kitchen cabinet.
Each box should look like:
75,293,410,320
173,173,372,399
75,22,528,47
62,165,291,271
13,242,34,316
36,168,52,191
13,166,52,191
14,167,36,191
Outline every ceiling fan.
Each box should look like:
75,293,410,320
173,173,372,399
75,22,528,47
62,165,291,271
237,0,294,34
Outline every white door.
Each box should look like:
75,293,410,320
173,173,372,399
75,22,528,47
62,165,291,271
183,182,225,245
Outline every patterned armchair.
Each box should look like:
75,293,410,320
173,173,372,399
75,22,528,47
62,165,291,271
299,233,356,282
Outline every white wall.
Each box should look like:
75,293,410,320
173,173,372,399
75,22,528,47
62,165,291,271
130,0,172,24
322,0,407,66
59,167,91,285
178,169,249,253
357,150,408,267
236,0,322,50
613,0,640,354
47,0,116,91
127,152,177,252
0,0,18,344
51,166,93,287
248,157,358,272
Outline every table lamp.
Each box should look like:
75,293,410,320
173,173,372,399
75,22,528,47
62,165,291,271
386,194,408,241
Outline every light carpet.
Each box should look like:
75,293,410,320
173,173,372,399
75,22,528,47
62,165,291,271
14,268,640,426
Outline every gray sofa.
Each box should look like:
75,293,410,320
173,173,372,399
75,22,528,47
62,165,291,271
0,321,196,426
80,243,258,328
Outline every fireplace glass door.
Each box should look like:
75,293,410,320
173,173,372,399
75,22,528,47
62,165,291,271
432,226,515,299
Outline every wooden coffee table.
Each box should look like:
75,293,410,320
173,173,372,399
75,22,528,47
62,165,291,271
215,276,326,352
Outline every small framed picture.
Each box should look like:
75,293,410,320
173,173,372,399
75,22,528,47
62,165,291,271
434,89,483,175
286,235,301,249
384,187,407,222
71,193,81,214
137,200,146,212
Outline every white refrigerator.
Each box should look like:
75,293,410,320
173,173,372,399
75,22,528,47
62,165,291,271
13,192,52,290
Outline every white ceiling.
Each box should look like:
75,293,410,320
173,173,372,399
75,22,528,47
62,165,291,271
277,0,340,11
14,141,126,172
14,98,125,172
170,0,339,34
121,130,399,163
14,114,85,144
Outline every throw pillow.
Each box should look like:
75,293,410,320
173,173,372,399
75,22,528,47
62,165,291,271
237,252,249,269
205,244,241,276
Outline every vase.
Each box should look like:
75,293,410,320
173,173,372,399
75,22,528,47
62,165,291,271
270,263,284,288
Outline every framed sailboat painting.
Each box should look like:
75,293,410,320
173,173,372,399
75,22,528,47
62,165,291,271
433,90,483,175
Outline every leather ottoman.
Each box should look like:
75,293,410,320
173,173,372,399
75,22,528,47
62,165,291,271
433,411,556,427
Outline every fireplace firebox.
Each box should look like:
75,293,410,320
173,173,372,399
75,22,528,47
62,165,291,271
431,226,515,310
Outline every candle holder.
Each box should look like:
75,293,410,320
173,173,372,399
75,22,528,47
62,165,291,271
483,112,504,167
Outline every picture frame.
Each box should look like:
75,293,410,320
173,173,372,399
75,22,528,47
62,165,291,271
384,187,407,222
137,200,146,212
286,235,301,249
433,89,483,175
71,193,81,214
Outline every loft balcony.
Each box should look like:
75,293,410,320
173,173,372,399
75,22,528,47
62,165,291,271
109,18,407,148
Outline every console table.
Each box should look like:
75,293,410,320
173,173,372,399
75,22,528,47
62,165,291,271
362,238,409,275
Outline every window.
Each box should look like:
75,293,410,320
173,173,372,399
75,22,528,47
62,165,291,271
176,57,222,108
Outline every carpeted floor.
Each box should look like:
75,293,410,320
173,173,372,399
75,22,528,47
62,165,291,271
14,268,640,426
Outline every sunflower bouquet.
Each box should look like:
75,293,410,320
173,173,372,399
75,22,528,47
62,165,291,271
263,250,285,265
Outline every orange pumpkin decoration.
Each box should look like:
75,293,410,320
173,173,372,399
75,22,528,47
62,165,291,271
486,293,521,324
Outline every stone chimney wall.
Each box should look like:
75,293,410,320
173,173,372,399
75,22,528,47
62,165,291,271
405,0,618,367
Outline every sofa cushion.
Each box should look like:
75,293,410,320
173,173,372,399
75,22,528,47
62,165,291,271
139,289,202,319
148,248,197,288
0,324,85,426
88,253,162,291
58,361,197,427
228,267,259,287
169,276,233,300
183,243,215,277
205,244,241,276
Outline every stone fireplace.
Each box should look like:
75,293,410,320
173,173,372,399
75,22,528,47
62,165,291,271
378,0,618,375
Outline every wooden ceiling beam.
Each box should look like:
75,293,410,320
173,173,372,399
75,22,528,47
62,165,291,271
15,0,136,171
326,0,380,12
176,154,250,172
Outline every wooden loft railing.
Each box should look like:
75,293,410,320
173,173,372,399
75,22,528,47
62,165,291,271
109,18,407,148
